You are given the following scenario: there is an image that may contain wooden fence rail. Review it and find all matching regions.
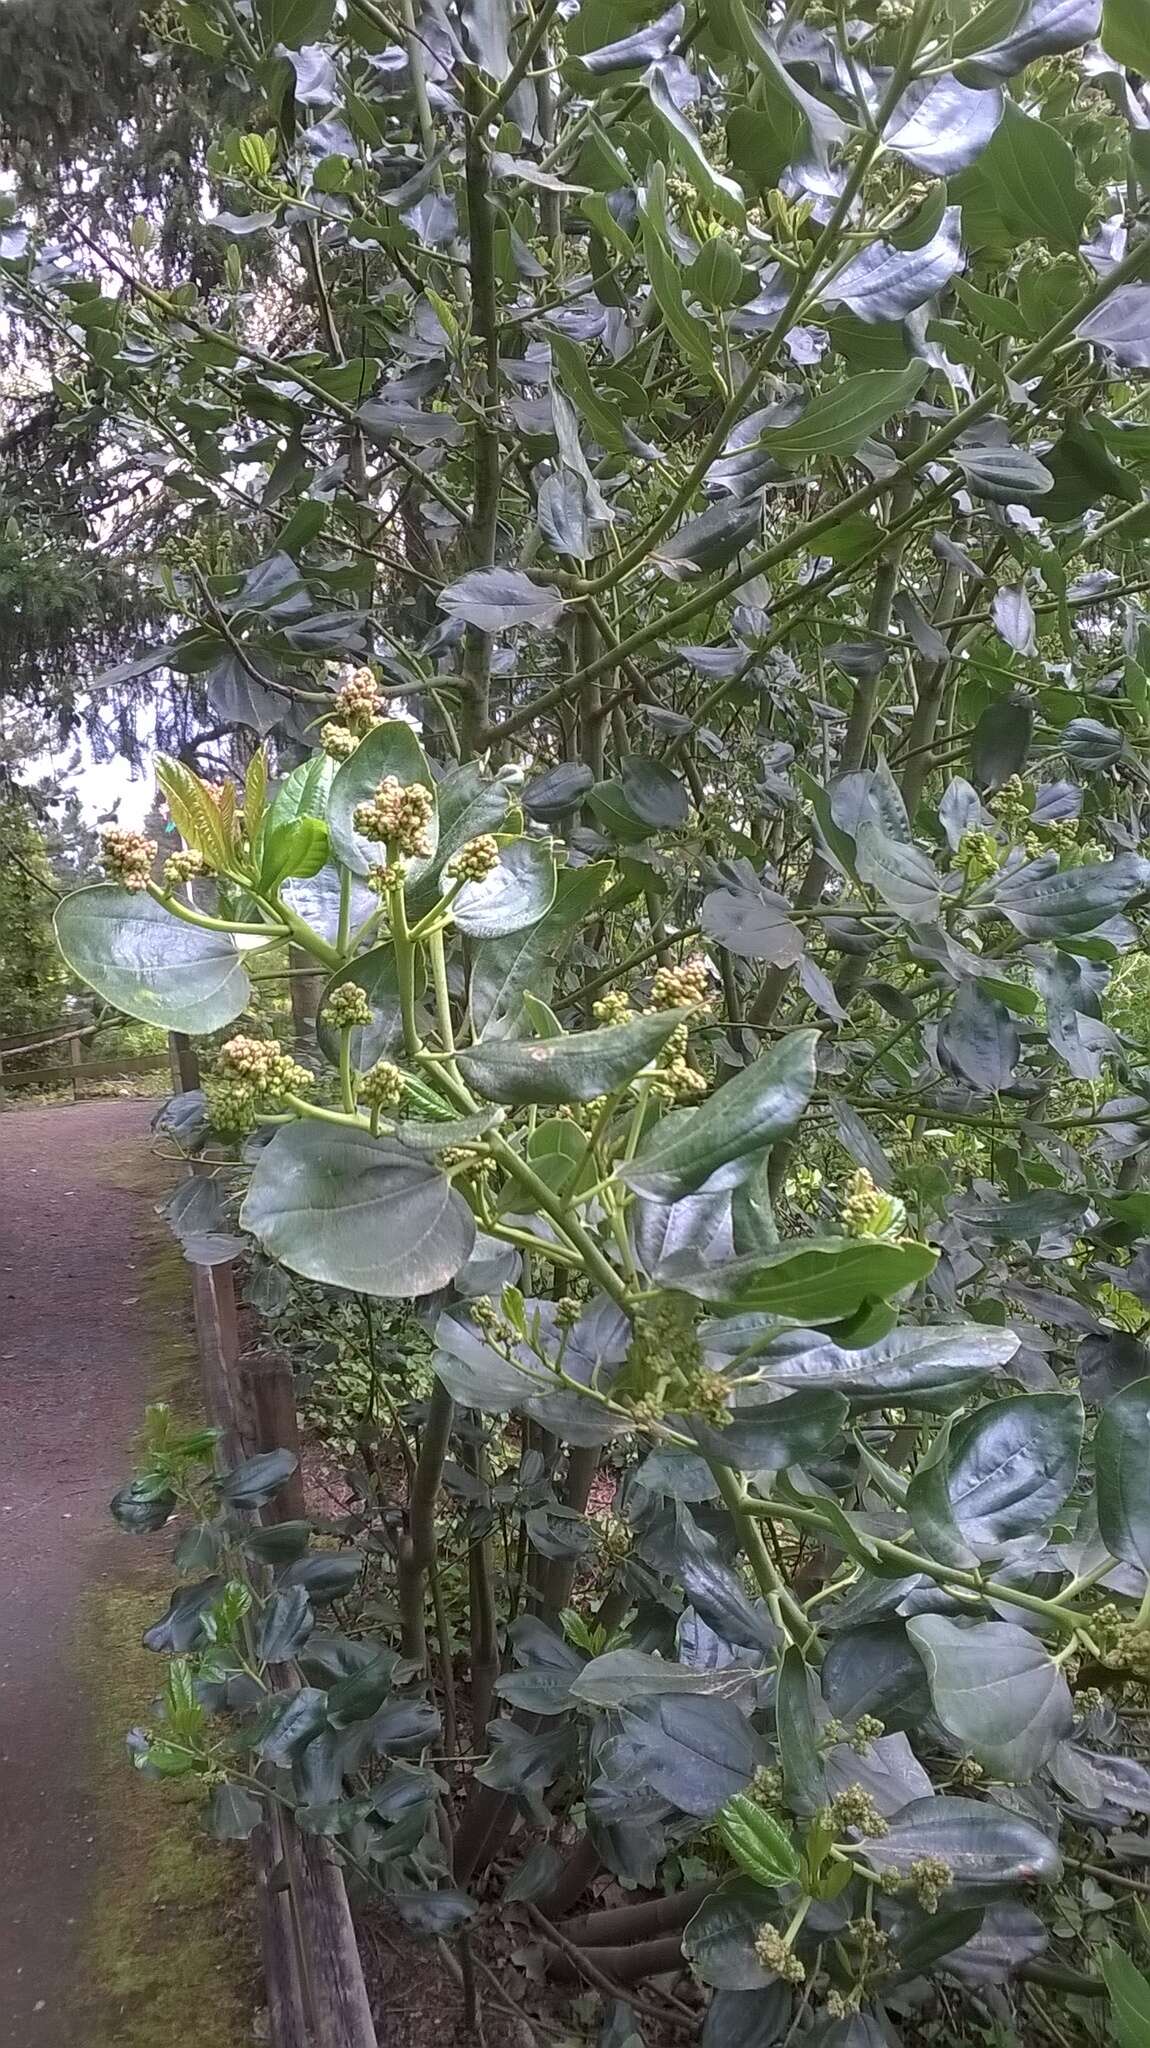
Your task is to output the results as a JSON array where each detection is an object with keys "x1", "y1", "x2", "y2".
[
  {"x1": 18, "y1": 1027, "x2": 379, "y2": 2040},
  {"x1": 0, "y1": 1019, "x2": 178, "y2": 1101},
  {"x1": 185, "y1": 1235, "x2": 378, "y2": 2048}
]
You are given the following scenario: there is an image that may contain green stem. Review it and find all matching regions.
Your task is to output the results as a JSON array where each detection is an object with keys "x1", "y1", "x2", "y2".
[
  {"x1": 263, "y1": 892, "x2": 341, "y2": 967},
  {"x1": 339, "y1": 1026, "x2": 356, "y2": 1114},
  {"x1": 390, "y1": 873, "x2": 422, "y2": 1057},
  {"x1": 708, "y1": 1461, "x2": 819, "y2": 1655},
  {"x1": 283, "y1": 1091, "x2": 369, "y2": 1129},
  {"x1": 483, "y1": 229, "x2": 1150, "y2": 748},
  {"x1": 337, "y1": 866, "x2": 352, "y2": 956},
  {"x1": 148, "y1": 885, "x2": 288, "y2": 941},
  {"x1": 743, "y1": 1498, "x2": 1094, "y2": 1636},
  {"x1": 574, "y1": 0, "x2": 937, "y2": 602}
]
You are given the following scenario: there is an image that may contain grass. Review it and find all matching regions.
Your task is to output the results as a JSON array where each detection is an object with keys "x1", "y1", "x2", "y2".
[{"x1": 68, "y1": 1144, "x2": 259, "y2": 2045}]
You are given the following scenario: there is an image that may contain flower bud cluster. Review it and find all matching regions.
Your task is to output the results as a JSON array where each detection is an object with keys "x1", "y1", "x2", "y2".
[
  {"x1": 321, "y1": 722, "x2": 359, "y2": 760},
  {"x1": 367, "y1": 861, "x2": 406, "y2": 895},
  {"x1": 841, "y1": 1169, "x2": 907, "y2": 1242},
  {"x1": 826, "y1": 1784, "x2": 888, "y2": 1839},
  {"x1": 326, "y1": 982, "x2": 373, "y2": 1030},
  {"x1": 649, "y1": 956, "x2": 712, "y2": 1011},
  {"x1": 616, "y1": 1291, "x2": 728, "y2": 1427},
  {"x1": 447, "y1": 834, "x2": 500, "y2": 885},
  {"x1": 102, "y1": 827, "x2": 157, "y2": 891},
  {"x1": 353, "y1": 777, "x2": 434, "y2": 859},
  {"x1": 992, "y1": 774, "x2": 1032, "y2": 832},
  {"x1": 754, "y1": 1925, "x2": 805, "y2": 1984},
  {"x1": 592, "y1": 991, "x2": 633, "y2": 1026},
  {"x1": 955, "y1": 827, "x2": 1000, "y2": 886},
  {"x1": 908, "y1": 1854, "x2": 952, "y2": 1913},
  {"x1": 206, "y1": 1037, "x2": 311, "y2": 1138},
  {"x1": 359, "y1": 1058, "x2": 405, "y2": 1111},
  {"x1": 163, "y1": 847, "x2": 206, "y2": 890},
  {"x1": 336, "y1": 665, "x2": 384, "y2": 729},
  {"x1": 219, "y1": 1034, "x2": 312, "y2": 1098}
]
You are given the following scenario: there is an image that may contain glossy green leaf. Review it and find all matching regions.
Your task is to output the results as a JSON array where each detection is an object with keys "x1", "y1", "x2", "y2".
[
  {"x1": 438, "y1": 567, "x2": 564, "y2": 632},
  {"x1": 469, "y1": 861, "x2": 611, "y2": 1040},
  {"x1": 620, "y1": 1693, "x2": 765, "y2": 1818},
  {"x1": 681, "y1": 1237, "x2": 937, "y2": 1322},
  {"x1": 241, "y1": 1122, "x2": 475, "y2": 1297},
  {"x1": 691, "y1": 1387, "x2": 849, "y2": 1471},
  {"x1": 55, "y1": 886, "x2": 251, "y2": 1032},
  {"x1": 991, "y1": 853, "x2": 1150, "y2": 938},
  {"x1": 715, "y1": 1795, "x2": 802, "y2": 1887},
  {"x1": 456, "y1": 1007, "x2": 689, "y2": 1103},
  {"x1": 683, "y1": 1881, "x2": 782, "y2": 1989},
  {"x1": 620, "y1": 755, "x2": 690, "y2": 827},
  {"x1": 1096, "y1": 1376, "x2": 1150, "y2": 1573},
  {"x1": 760, "y1": 366, "x2": 927, "y2": 461},
  {"x1": 639, "y1": 160, "x2": 719, "y2": 385},
  {"x1": 453, "y1": 837, "x2": 557, "y2": 938},
  {"x1": 859, "y1": 1793, "x2": 1062, "y2": 1886},
  {"x1": 328, "y1": 720, "x2": 437, "y2": 877},
  {"x1": 622, "y1": 1028, "x2": 818, "y2": 1200},
  {"x1": 975, "y1": 103, "x2": 1088, "y2": 248},
  {"x1": 701, "y1": 1986, "x2": 792, "y2": 2048},
  {"x1": 823, "y1": 210, "x2": 962, "y2": 324},
  {"x1": 732, "y1": 1322, "x2": 1018, "y2": 1407},
  {"x1": 907, "y1": 1617, "x2": 1073, "y2": 1778},
  {"x1": 645, "y1": 62, "x2": 744, "y2": 225},
  {"x1": 777, "y1": 1646, "x2": 825, "y2": 1815},
  {"x1": 1101, "y1": 1946, "x2": 1150, "y2": 2048}
]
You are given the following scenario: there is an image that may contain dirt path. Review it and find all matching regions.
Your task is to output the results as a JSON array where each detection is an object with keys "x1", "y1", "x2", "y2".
[{"x1": 0, "y1": 1098, "x2": 234, "y2": 2042}]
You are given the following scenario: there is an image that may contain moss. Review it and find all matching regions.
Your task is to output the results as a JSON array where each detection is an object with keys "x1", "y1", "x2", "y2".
[
  {"x1": 72, "y1": 1578, "x2": 256, "y2": 2048},
  {"x1": 70, "y1": 1177, "x2": 258, "y2": 2045}
]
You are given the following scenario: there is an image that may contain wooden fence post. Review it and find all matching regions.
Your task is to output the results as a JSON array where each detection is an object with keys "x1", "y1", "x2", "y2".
[
  {"x1": 239, "y1": 1349, "x2": 307, "y2": 1522},
  {"x1": 169, "y1": 1031, "x2": 202, "y2": 1092},
  {"x1": 189, "y1": 1259, "x2": 243, "y2": 1465},
  {"x1": 185, "y1": 1251, "x2": 378, "y2": 2048}
]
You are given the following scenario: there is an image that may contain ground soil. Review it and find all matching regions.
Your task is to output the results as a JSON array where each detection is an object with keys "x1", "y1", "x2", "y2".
[{"x1": 0, "y1": 1098, "x2": 255, "y2": 2045}]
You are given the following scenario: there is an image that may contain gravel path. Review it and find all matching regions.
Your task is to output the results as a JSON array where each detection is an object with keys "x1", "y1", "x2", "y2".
[{"x1": 0, "y1": 1098, "x2": 169, "y2": 2041}]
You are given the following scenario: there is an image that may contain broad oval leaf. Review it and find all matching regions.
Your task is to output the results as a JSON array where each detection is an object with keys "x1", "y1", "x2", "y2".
[
  {"x1": 683, "y1": 1879, "x2": 781, "y2": 1989},
  {"x1": 733, "y1": 1322, "x2": 1019, "y2": 1408},
  {"x1": 691, "y1": 1387, "x2": 850, "y2": 1471},
  {"x1": 241, "y1": 1122, "x2": 475, "y2": 1297},
  {"x1": 55, "y1": 885, "x2": 251, "y2": 1032},
  {"x1": 823, "y1": 209, "x2": 963, "y2": 323},
  {"x1": 759, "y1": 365, "x2": 927, "y2": 459},
  {"x1": 622, "y1": 1028, "x2": 819, "y2": 1200},
  {"x1": 453, "y1": 837, "x2": 557, "y2": 938},
  {"x1": 1096, "y1": 1376, "x2": 1150, "y2": 1573},
  {"x1": 907, "y1": 1616, "x2": 1073, "y2": 1779},
  {"x1": 683, "y1": 1238, "x2": 937, "y2": 1324},
  {"x1": 456, "y1": 1007, "x2": 689, "y2": 1103},
  {"x1": 885, "y1": 76, "x2": 1004, "y2": 174},
  {"x1": 991, "y1": 853, "x2": 1150, "y2": 938},
  {"x1": 328, "y1": 720, "x2": 437, "y2": 877},
  {"x1": 940, "y1": 1392, "x2": 1083, "y2": 1551},
  {"x1": 858, "y1": 1793, "x2": 1062, "y2": 1887},
  {"x1": 620, "y1": 754, "x2": 691, "y2": 828},
  {"x1": 439, "y1": 567, "x2": 563, "y2": 632},
  {"x1": 619, "y1": 1693, "x2": 765, "y2": 1818}
]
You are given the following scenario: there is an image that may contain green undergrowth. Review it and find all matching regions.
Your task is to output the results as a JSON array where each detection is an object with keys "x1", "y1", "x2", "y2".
[{"x1": 71, "y1": 1157, "x2": 258, "y2": 2045}]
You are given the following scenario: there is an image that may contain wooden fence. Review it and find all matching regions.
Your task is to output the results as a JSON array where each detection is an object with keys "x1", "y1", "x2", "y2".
[
  {"x1": 15, "y1": 1025, "x2": 380, "y2": 2041},
  {"x1": 0, "y1": 1019, "x2": 177, "y2": 1100},
  {"x1": 185, "y1": 1190, "x2": 378, "y2": 2047}
]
